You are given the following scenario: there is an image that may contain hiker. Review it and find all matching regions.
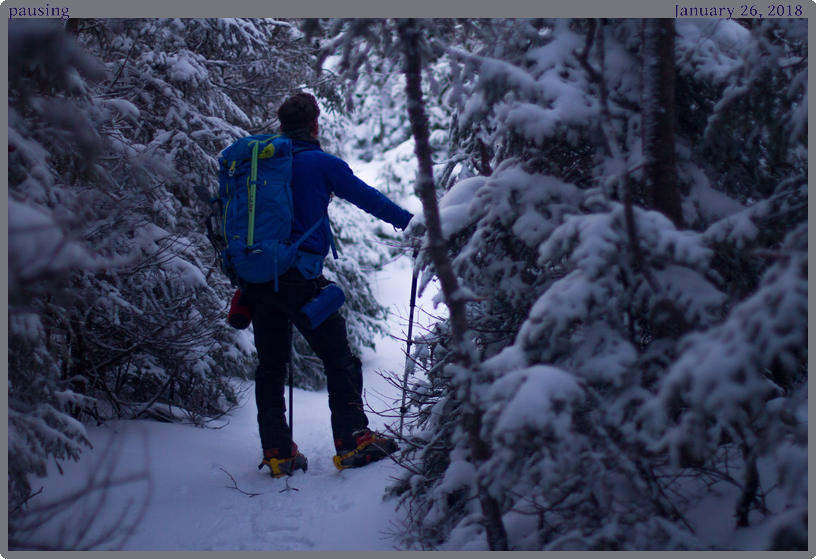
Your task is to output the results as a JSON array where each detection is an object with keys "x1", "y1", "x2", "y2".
[{"x1": 244, "y1": 93, "x2": 413, "y2": 477}]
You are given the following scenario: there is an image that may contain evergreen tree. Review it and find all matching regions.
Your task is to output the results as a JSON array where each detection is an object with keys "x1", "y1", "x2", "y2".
[
  {"x1": 8, "y1": 17, "x2": 395, "y2": 533},
  {"x1": 378, "y1": 18, "x2": 806, "y2": 550}
]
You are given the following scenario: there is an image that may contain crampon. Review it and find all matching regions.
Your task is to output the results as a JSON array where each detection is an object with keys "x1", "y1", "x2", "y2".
[
  {"x1": 258, "y1": 444, "x2": 308, "y2": 478},
  {"x1": 333, "y1": 430, "x2": 398, "y2": 470}
]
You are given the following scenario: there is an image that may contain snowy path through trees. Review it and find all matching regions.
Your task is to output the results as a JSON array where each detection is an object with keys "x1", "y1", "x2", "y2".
[
  {"x1": 21, "y1": 254, "x2": 438, "y2": 551},
  {"x1": 10, "y1": 18, "x2": 806, "y2": 551}
]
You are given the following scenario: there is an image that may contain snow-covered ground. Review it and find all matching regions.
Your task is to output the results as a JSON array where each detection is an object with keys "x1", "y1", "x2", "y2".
[
  {"x1": 16, "y1": 254, "x2": 441, "y2": 551},
  {"x1": 11, "y1": 198, "x2": 798, "y2": 552}
]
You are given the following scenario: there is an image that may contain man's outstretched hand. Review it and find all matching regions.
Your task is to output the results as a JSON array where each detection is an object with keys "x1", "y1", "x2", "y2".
[{"x1": 402, "y1": 214, "x2": 425, "y2": 251}]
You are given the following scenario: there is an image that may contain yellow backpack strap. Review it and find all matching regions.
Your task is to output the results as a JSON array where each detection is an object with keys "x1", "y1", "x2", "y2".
[{"x1": 246, "y1": 140, "x2": 260, "y2": 246}]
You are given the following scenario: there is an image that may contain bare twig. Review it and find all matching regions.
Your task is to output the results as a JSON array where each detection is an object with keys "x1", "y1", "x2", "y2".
[
  {"x1": 9, "y1": 487, "x2": 44, "y2": 516},
  {"x1": 279, "y1": 477, "x2": 299, "y2": 493},
  {"x1": 220, "y1": 468, "x2": 261, "y2": 498},
  {"x1": 10, "y1": 431, "x2": 152, "y2": 551}
]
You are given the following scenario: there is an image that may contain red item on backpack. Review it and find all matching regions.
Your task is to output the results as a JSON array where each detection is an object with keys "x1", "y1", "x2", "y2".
[{"x1": 228, "y1": 289, "x2": 251, "y2": 329}]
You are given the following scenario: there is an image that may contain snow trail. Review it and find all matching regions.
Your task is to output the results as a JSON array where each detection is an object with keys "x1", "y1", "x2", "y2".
[{"x1": 21, "y1": 255, "x2": 439, "y2": 551}]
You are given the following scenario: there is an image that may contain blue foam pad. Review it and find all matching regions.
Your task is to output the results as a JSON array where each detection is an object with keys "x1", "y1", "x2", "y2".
[{"x1": 300, "y1": 284, "x2": 345, "y2": 328}]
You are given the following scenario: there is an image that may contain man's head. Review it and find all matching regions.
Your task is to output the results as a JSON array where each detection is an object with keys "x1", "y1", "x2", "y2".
[{"x1": 277, "y1": 92, "x2": 320, "y2": 135}]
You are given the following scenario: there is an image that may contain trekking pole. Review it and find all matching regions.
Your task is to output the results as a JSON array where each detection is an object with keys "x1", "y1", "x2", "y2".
[
  {"x1": 280, "y1": 320, "x2": 299, "y2": 493},
  {"x1": 288, "y1": 321, "x2": 294, "y2": 444},
  {"x1": 399, "y1": 250, "x2": 420, "y2": 438}
]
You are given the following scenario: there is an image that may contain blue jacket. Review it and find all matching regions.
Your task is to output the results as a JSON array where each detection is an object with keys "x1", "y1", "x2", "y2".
[{"x1": 290, "y1": 140, "x2": 413, "y2": 256}]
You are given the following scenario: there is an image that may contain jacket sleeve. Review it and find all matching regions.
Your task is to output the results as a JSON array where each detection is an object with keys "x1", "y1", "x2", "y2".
[{"x1": 322, "y1": 154, "x2": 413, "y2": 230}]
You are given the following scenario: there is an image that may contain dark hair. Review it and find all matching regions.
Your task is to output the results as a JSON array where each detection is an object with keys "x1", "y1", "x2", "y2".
[{"x1": 277, "y1": 92, "x2": 320, "y2": 133}]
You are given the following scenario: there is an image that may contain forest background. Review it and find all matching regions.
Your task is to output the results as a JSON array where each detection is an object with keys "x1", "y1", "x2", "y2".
[{"x1": 6, "y1": 16, "x2": 809, "y2": 551}]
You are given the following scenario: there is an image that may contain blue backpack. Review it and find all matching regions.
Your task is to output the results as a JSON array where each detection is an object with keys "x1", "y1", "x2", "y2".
[{"x1": 215, "y1": 134, "x2": 335, "y2": 290}]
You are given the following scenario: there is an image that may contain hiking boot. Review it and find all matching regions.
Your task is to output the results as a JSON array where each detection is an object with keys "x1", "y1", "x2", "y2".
[
  {"x1": 333, "y1": 429, "x2": 399, "y2": 470},
  {"x1": 258, "y1": 443, "x2": 308, "y2": 478}
]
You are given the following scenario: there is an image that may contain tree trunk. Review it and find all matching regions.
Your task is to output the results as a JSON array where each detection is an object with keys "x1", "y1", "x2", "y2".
[
  {"x1": 736, "y1": 446, "x2": 760, "y2": 528},
  {"x1": 396, "y1": 18, "x2": 509, "y2": 552},
  {"x1": 642, "y1": 19, "x2": 683, "y2": 228}
]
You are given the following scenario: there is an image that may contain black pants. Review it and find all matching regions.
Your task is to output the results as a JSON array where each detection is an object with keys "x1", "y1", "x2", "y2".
[{"x1": 245, "y1": 268, "x2": 368, "y2": 453}]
